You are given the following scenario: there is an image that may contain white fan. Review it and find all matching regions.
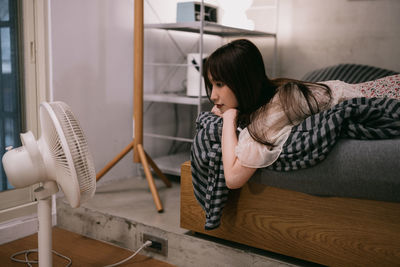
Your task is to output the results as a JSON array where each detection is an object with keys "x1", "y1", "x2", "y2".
[{"x1": 2, "y1": 101, "x2": 96, "y2": 267}]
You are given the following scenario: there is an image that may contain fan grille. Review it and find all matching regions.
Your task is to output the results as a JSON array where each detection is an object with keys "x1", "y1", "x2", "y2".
[
  {"x1": 41, "y1": 107, "x2": 74, "y2": 186},
  {"x1": 46, "y1": 102, "x2": 96, "y2": 204}
]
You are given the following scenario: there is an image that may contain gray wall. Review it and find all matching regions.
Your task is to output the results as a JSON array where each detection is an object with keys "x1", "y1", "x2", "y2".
[
  {"x1": 277, "y1": 0, "x2": 400, "y2": 79},
  {"x1": 50, "y1": 0, "x2": 400, "y2": 183}
]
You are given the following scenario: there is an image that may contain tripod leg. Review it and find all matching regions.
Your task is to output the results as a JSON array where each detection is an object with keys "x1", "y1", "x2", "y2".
[
  {"x1": 96, "y1": 140, "x2": 135, "y2": 181},
  {"x1": 137, "y1": 144, "x2": 163, "y2": 212},
  {"x1": 145, "y1": 151, "x2": 172, "y2": 188}
]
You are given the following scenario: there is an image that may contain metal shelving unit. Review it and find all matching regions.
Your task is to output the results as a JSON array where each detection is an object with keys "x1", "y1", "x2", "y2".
[
  {"x1": 144, "y1": 7, "x2": 277, "y2": 176},
  {"x1": 143, "y1": 93, "x2": 209, "y2": 105},
  {"x1": 145, "y1": 21, "x2": 276, "y2": 37}
]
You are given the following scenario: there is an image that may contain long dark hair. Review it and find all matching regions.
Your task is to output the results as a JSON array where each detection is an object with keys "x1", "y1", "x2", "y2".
[{"x1": 203, "y1": 39, "x2": 332, "y2": 146}]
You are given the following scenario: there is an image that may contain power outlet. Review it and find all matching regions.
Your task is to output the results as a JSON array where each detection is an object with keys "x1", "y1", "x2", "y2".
[{"x1": 142, "y1": 233, "x2": 168, "y2": 256}]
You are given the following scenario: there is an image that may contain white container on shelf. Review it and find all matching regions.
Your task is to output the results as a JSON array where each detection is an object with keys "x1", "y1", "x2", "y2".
[{"x1": 186, "y1": 53, "x2": 208, "y2": 97}]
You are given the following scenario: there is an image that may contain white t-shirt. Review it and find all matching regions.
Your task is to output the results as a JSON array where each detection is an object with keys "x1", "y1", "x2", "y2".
[{"x1": 235, "y1": 80, "x2": 364, "y2": 168}]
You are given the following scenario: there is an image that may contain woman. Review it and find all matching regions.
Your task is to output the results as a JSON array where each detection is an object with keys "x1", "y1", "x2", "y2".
[{"x1": 203, "y1": 39, "x2": 400, "y2": 189}]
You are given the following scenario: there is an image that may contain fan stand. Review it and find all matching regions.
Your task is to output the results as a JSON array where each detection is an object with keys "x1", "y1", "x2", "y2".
[
  {"x1": 96, "y1": 0, "x2": 171, "y2": 212},
  {"x1": 34, "y1": 181, "x2": 59, "y2": 267}
]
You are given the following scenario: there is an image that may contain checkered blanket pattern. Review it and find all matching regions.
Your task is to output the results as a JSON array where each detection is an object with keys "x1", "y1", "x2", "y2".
[{"x1": 191, "y1": 97, "x2": 400, "y2": 230}]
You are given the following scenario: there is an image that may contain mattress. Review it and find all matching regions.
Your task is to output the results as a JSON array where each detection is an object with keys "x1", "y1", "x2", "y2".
[{"x1": 252, "y1": 137, "x2": 400, "y2": 202}]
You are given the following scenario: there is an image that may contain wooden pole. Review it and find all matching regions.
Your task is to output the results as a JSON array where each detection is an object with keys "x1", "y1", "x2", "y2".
[
  {"x1": 95, "y1": 0, "x2": 171, "y2": 212},
  {"x1": 95, "y1": 141, "x2": 171, "y2": 189},
  {"x1": 133, "y1": 0, "x2": 144, "y2": 163},
  {"x1": 96, "y1": 140, "x2": 134, "y2": 181},
  {"x1": 137, "y1": 144, "x2": 163, "y2": 211},
  {"x1": 145, "y1": 151, "x2": 172, "y2": 187}
]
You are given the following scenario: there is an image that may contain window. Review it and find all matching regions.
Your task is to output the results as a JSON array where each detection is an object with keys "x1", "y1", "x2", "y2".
[
  {"x1": 0, "y1": 0, "x2": 50, "y2": 223},
  {"x1": 0, "y1": 0, "x2": 22, "y2": 193}
]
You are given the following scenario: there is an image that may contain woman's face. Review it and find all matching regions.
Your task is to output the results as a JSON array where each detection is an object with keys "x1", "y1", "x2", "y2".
[{"x1": 209, "y1": 75, "x2": 239, "y2": 113}]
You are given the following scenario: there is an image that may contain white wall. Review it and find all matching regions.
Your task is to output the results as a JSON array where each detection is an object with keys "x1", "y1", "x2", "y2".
[
  {"x1": 50, "y1": 0, "x2": 218, "y2": 182},
  {"x1": 51, "y1": 0, "x2": 137, "y2": 183},
  {"x1": 50, "y1": 0, "x2": 400, "y2": 183}
]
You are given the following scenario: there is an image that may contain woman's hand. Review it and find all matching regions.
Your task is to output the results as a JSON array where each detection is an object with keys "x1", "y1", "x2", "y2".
[
  {"x1": 222, "y1": 108, "x2": 238, "y2": 123},
  {"x1": 211, "y1": 105, "x2": 223, "y2": 117},
  {"x1": 211, "y1": 105, "x2": 238, "y2": 122}
]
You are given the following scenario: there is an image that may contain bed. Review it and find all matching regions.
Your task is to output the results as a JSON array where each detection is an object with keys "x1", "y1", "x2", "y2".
[{"x1": 180, "y1": 64, "x2": 400, "y2": 266}]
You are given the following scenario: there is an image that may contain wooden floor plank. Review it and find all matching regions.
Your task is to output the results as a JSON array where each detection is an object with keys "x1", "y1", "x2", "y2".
[{"x1": 0, "y1": 227, "x2": 175, "y2": 267}]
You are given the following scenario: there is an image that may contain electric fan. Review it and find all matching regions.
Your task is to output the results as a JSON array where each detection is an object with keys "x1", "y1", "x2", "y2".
[{"x1": 2, "y1": 101, "x2": 96, "y2": 267}]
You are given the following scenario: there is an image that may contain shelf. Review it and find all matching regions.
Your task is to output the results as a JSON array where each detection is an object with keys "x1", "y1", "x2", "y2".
[
  {"x1": 144, "y1": 63, "x2": 188, "y2": 67},
  {"x1": 144, "y1": 93, "x2": 209, "y2": 105},
  {"x1": 144, "y1": 133, "x2": 193, "y2": 143},
  {"x1": 153, "y1": 151, "x2": 190, "y2": 176},
  {"x1": 143, "y1": 17, "x2": 277, "y2": 174},
  {"x1": 145, "y1": 21, "x2": 276, "y2": 37}
]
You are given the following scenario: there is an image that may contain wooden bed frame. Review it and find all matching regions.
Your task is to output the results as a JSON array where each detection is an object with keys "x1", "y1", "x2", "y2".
[{"x1": 180, "y1": 161, "x2": 400, "y2": 266}]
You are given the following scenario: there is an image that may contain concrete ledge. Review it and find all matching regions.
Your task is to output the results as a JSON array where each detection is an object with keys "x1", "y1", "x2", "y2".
[{"x1": 56, "y1": 198, "x2": 296, "y2": 267}]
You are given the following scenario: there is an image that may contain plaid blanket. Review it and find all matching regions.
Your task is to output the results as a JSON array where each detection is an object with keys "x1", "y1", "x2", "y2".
[{"x1": 191, "y1": 97, "x2": 400, "y2": 230}]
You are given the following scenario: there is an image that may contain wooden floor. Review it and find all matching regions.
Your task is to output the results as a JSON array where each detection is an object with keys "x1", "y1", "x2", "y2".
[{"x1": 0, "y1": 227, "x2": 175, "y2": 267}]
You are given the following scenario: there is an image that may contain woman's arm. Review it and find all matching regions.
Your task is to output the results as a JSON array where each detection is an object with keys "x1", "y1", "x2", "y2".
[{"x1": 212, "y1": 106, "x2": 257, "y2": 189}]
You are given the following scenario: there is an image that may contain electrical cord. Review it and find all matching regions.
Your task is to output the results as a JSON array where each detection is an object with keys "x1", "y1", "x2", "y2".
[
  {"x1": 10, "y1": 241, "x2": 152, "y2": 267},
  {"x1": 104, "y1": 240, "x2": 153, "y2": 267},
  {"x1": 10, "y1": 249, "x2": 72, "y2": 267}
]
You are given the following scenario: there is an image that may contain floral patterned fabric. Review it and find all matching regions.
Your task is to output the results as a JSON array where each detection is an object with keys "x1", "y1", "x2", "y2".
[{"x1": 355, "y1": 74, "x2": 400, "y2": 99}]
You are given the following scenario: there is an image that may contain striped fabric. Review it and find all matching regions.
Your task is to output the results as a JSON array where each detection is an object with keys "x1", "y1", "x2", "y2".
[
  {"x1": 191, "y1": 98, "x2": 400, "y2": 229},
  {"x1": 268, "y1": 97, "x2": 400, "y2": 171},
  {"x1": 302, "y1": 64, "x2": 398, "y2": 84},
  {"x1": 190, "y1": 113, "x2": 228, "y2": 230}
]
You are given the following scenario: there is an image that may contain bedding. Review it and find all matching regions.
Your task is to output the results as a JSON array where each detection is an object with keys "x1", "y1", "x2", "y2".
[
  {"x1": 191, "y1": 97, "x2": 400, "y2": 230},
  {"x1": 235, "y1": 74, "x2": 400, "y2": 169}
]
